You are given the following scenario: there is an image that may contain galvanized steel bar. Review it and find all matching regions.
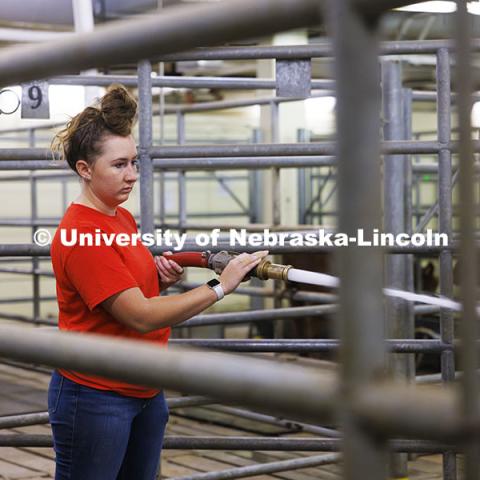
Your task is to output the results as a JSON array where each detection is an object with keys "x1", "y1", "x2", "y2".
[
  {"x1": 0, "y1": 295, "x2": 56, "y2": 305},
  {"x1": 382, "y1": 64, "x2": 411, "y2": 433},
  {"x1": 138, "y1": 60, "x2": 155, "y2": 235},
  {"x1": 0, "y1": 242, "x2": 455, "y2": 256},
  {"x1": 455, "y1": 1, "x2": 480, "y2": 478},
  {"x1": 271, "y1": 102, "x2": 281, "y2": 226},
  {"x1": 0, "y1": 122, "x2": 64, "y2": 135},
  {"x1": 382, "y1": 67, "x2": 411, "y2": 480},
  {"x1": 248, "y1": 124, "x2": 263, "y2": 330},
  {"x1": 178, "y1": 281, "x2": 273, "y2": 299},
  {"x1": 0, "y1": 434, "x2": 459, "y2": 453},
  {"x1": 437, "y1": 46, "x2": 457, "y2": 480},
  {"x1": 332, "y1": 1, "x2": 387, "y2": 478},
  {"x1": 0, "y1": 267, "x2": 53, "y2": 277},
  {"x1": 169, "y1": 339, "x2": 450, "y2": 353},
  {"x1": 176, "y1": 112, "x2": 187, "y2": 231},
  {"x1": 2, "y1": 140, "x2": 480, "y2": 163},
  {"x1": 206, "y1": 405, "x2": 341, "y2": 437},
  {"x1": 180, "y1": 305, "x2": 337, "y2": 328},
  {"x1": 155, "y1": 156, "x2": 463, "y2": 171},
  {"x1": 0, "y1": 325, "x2": 338, "y2": 425},
  {"x1": 0, "y1": 219, "x2": 59, "y2": 227},
  {"x1": 270, "y1": 101, "x2": 284, "y2": 340},
  {"x1": 0, "y1": 161, "x2": 65, "y2": 171},
  {"x1": 170, "y1": 92, "x2": 335, "y2": 114},
  {"x1": 149, "y1": 141, "x2": 454, "y2": 158},
  {"x1": 0, "y1": 311, "x2": 56, "y2": 326},
  {"x1": 28, "y1": 123, "x2": 40, "y2": 327},
  {"x1": 352, "y1": 382, "x2": 461, "y2": 440},
  {"x1": 0, "y1": 157, "x2": 464, "y2": 173},
  {"x1": 403, "y1": 87, "x2": 416, "y2": 385},
  {"x1": 49, "y1": 74, "x2": 334, "y2": 90},
  {"x1": 167, "y1": 395, "x2": 214, "y2": 409},
  {"x1": 171, "y1": 453, "x2": 341, "y2": 480},
  {"x1": 0, "y1": 411, "x2": 49, "y2": 429},
  {"x1": 0, "y1": 395, "x2": 213, "y2": 430},
  {"x1": 0, "y1": 325, "x2": 472, "y2": 440},
  {"x1": 297, "y1": 129, "x2": 309, "y2": 224},
  {"x1": 414, "y1": 170, "x2": 458, "y2": 235},
  {"x1": 30, "y1": 173, "x2": 41, "y2": 326},
  {"x1": 153, "y1": 156, "x2": 337, "y2": 170},
  {"x1": 159, "y1": 40, "x2": 480, "y2": 62},
  {"x1": 0, "y1": 0, "x2": 323, "y2": 88},
  {"x1": 0, "y1": 359, "x2": 52, "y2": 375}
]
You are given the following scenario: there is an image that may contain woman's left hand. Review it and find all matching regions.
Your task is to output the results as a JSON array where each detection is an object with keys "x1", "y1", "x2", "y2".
[{"x1": 154, "y1": 252, "x2": 184, "y2": 290}]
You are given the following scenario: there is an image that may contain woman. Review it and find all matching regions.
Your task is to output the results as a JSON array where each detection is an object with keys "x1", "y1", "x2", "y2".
[{"x1": 49, "y1": 84, "x2": 267, "y2": 480}]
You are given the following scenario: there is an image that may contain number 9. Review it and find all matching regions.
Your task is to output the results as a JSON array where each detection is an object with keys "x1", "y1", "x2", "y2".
[{"x1": 28, "y1": 86, "x2": 42, "y2": 110}]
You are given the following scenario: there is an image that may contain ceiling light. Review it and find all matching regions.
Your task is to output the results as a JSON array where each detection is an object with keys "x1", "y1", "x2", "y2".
[
  {"x1": 467, "y1": 1, "x2": 480, "y2": 14},
  {"x1": 396, "y1": 1, "x2": 480, "y2": 14},
  {"x1": 396, "y1": 2, "x2": 456, "y2": 13}
]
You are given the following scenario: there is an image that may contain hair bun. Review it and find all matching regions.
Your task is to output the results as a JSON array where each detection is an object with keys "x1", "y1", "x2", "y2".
[{"x1": 100, "y1": 84, "x2": 137, "y2": 136}]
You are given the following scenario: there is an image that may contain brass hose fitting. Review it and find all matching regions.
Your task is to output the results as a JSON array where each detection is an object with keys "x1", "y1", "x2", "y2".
[
  {"x1": 207, "y1": 250, "x2": 292, "y2": 282},
  {"x1": 254, "y1": 259, "x2": 292, "y2": 281}
]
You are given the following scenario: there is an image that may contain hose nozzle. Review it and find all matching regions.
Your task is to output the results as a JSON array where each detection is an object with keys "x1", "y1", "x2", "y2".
[
  {"x1": 255, "y1": 258, "x2": 291, "y2": 281},
  {"x1": 208, "y1": 250, "x2": 291, "y2": 281}
]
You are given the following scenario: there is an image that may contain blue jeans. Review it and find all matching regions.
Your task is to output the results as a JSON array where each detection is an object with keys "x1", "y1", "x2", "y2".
[{"x1": 48, "y1": 370, "x2": 169, "y2": 480}]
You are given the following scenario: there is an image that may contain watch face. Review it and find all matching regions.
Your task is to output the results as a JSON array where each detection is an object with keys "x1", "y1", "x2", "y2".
[{"x1": 207, "y1": 279, "x2": 220, "y2": 288}]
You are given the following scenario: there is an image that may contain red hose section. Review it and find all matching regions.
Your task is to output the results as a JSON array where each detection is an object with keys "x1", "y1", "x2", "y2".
[{"x1": 164, "y1": 252, "x2": 209, "y2": 268}]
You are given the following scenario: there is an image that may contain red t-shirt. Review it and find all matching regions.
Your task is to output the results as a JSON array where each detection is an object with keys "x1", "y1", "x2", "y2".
[{"x1": 51, "y1": 203, "x2": 170, "y2": 398}]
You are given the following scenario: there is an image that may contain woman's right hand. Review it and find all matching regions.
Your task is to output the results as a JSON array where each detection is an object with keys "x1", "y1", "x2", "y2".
[{"x1": 219, "y1": 251, "x2": 269, "y2": 295}]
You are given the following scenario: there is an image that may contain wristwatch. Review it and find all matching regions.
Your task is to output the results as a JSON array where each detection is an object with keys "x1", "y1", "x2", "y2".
[{"x1": 207, "y1": 279, "x2": 225, "y2": 301}]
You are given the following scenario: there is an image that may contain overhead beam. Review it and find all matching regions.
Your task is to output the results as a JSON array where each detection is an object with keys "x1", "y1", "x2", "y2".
[{"x1": 0, "y1": 0, "x2": 323, "y2": 88}]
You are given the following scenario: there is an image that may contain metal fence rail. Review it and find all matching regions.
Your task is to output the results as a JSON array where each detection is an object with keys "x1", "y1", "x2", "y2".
[
  {"x1": 0, "y1": 434, "x2": 459, "y2": 453},
  {"x1": 1, "y1": 140, "x2": 478, "y2": 161},
  {"x1": 0, "y1": 325, "x2": 467, "y2": 441}
]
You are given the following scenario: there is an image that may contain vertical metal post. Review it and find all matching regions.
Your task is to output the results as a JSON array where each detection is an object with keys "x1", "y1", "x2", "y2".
[
  {"x1": 436, "y1": 46, "x2": 457, "y2": 480},
  {"x1": 403, "y1": 87, "x2": 415, "y2": 380},
  {"x1": 29, "y1": 129, "x2": 40, "y2": 326},
  {"x1": 413, "y1": 134, "x2": 422, "y2": 227},
  {"x1": 31, "y1": 176, "x2": 40, "y2": 324},
  {"x1": 249, "y1": 128, "x2": 265, "y2": 323},
  {"x1": 158, "y1": 62, "x2": 166, "y2": 227},
  {"x1": 154, "y1": 1, "x2": 167, "y2": 349},
  {"x1": 61, "y1": 177, "x2": 68, "y2": 212},
  {"x1": 382, "y1": 63, "x2": 410, "y2": 357},
  {"x1": 58, "y1": 110, "x2": 69, "y2": 212},
  {"x1": 176, "y1": 111, "x2": 187, "y2": 232},
  {"x1": 382, "y1": 60, "x2": 409, "y2": 478},
  {"x1": 158, "y1": 60, "x2": 166, "y2": 146},
  {"x1": 332, "y1": 2, "x2": 388, "y2": 479},
  {"x1": 270, "y1": 101, "x2": 283, "y2": 339},
  {"x1": 138, "y1": 59, "x2": 154, "y2": 235},
  {"x1": 270, "y1": 101, "x2": 281, "y2": 226},
  {"x1": 249, "y1": 128, "x2": 263, "y2": 225},
  {"x1": 175, "y1": 110, "x2": 190, "y2": 339},
  {"x1": 157, "y1": 172, "x2": 165, "y2": 227},
  {"x1": 297, "y1": 128, "x2": 310, "y2": 224},
  {"x1": 454, "y1": 2, "x2": 479, "y2": 479}
]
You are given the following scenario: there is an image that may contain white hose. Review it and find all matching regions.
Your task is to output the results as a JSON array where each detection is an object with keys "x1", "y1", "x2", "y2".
[
  {"x1": 287, "y1": 268, "x2": 340, "y2": 288},
  {"x1": 287, "y1": 268, "x2": 463, "y2": 312}
]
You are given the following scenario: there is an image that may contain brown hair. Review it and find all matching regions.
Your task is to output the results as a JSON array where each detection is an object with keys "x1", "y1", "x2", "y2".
[{"x1": 52, "y1": 84, "x2": 137, "y2": 174}]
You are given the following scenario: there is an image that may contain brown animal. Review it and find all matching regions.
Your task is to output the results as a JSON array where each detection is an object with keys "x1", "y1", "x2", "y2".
[{"x1": 278, "y1": 252, "x2": 336, "y2": 357}]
